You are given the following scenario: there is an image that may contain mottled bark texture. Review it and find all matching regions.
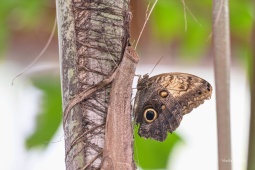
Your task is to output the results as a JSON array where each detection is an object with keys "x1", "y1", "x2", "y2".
[{"x1": 56, "y1": 0, "x2": 131, "y2": 169}]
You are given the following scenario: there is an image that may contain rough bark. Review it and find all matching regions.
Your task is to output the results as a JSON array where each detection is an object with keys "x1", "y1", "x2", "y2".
[
  {"x1": 101, "y1": 46, "x2": 138, "y2": 170},
  {"x1": 56, "y1": 0, "x2": 131, "y2": 169},
  {"x1": 212, "y1": 0, "x2": 232, "y2": 170}
]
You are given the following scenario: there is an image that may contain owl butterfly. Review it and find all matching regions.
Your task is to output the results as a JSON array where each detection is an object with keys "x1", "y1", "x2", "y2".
[{"x1": 134, "y1": 73, "x2": 212, "y2": 141}]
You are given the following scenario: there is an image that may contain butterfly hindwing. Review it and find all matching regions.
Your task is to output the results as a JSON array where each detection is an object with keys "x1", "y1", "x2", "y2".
[{"x1": 134, "y1": 80, "x2": 183, "y2": 141}]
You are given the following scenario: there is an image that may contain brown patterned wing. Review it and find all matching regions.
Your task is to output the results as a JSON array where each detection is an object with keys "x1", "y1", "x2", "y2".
[
  {"x1": 134, "y1": 80, "x2": 183, "y2": 141},
  {"x1": 149, "y1": 73, "x2": 212, "y2": 115}
]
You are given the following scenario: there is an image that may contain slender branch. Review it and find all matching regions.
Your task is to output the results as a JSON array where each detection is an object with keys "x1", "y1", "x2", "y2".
[
  {"x1": 12, "y1": 18, "x2": 56, "y2": 85},
  {"x1": 212, "y1": 0, "x2": 232, "y2": 170},
  {"x1": 247, "y1": 5, "x2": 255, "y2": 170},
  {"x1": 135, "y1": 0, "x2": 158, "y2": 50},
  {"x1": 65, "y1": 123, "x2": 105, "y2": 162},
  {"x1": 81, "y1": 152, "x2": 103, "y2": 170}
]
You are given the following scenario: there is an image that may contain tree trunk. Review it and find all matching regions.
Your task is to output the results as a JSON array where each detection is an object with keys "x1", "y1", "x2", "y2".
[{"x1": 56, "y1": 0, "x2": 133, "y2": 169}]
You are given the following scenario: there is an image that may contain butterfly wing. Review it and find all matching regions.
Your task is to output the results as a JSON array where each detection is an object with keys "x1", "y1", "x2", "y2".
[
  {"x1": 149, "y1": 73, "x2": 212, "y2": 114},
  {"x1": 134, "y1": 72, "x2": 212, "y2": 141},
  {"x1": 134, "y1": 81, "x2": 183, "y2": 141}
]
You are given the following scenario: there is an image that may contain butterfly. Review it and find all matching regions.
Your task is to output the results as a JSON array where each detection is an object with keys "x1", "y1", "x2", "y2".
[{"x1": 133, "y1": 72, "x2": 212, "y2": 141}]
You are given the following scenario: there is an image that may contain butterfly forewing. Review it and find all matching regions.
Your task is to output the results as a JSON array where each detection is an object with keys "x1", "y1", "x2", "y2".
[{"x1": 149, "y1": 73, "x2": 212, "y2": 115}]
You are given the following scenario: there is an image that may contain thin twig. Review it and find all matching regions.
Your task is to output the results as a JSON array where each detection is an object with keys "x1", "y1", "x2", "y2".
[
  {"x1": 81, "y1": 151, "x2": 103, "y2": 170},
  {"x1": 135, "y1": 0, "x2": 158, "y2": 50},
  {"x1": 181, "y1": 0, "x2": 187, "y2": 31},
  {"x1": 186, "y1": 1, "x2": 201, "y2": 24},
  {"x1": 145, "y1": 2, "x2": 151, "y2": 19},
  {"x1": 63, "y1": 69, "x2": 117, "y2": 126},
  {"x1": 12, "y1": 18, "x2": 57, "y2": 85},
  {"x1": 247, "y1": 4, "x2": 255, "y2": 169},
  {"x1": 65, "y1": 123, "x2": 105, "y2": 161}
]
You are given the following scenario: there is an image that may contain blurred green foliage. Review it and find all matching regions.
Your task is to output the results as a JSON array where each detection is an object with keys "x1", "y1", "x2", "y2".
[
  {"x1": 150, "y1": 0, "x2": 253, "y2": 62},
  {"x1": 26, "y1": 76, "x2": 62, "y2": 149},
  {"x1": 1, "y1": 0, "x2": 253, "y2": 62},
  {"x1": 0, "y1": 0, "x2": 51, "y2": 57},
  {"x1": 151, "y1": 0, "x2": 211, "y2": 59},
  {"x1": 134, "y1": 126, "x2": 182, "y2": 169}
]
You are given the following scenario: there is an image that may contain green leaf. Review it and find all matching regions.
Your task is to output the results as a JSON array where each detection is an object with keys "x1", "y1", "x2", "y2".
[
  {"x1": 134, "y1": 126, "x2": 182, "y2": 169},
  {"x1": 26, "y1": 76, "x2": 62, "y2": 149}
]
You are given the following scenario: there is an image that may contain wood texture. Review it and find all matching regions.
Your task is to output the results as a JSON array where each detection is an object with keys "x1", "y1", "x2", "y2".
[
  {"x1": 56, "y1": 0, "x2": 85, "y2": 169},
  {"x1": 56, "y1": 0, "x2": 131, "y2": 169},
  {"x1": 102, "y1": 46, "x2": 139, "y2": 170}
]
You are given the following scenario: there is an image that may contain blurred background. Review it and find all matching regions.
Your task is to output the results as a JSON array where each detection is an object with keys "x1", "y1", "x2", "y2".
[{"x1": 0, "y1": 0, "x2": 252, "y2": 169}]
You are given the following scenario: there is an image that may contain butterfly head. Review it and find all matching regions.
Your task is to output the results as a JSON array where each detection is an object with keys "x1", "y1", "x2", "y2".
[{"x1": 137, "y1": 74, "x2": 150, "y2": 90}]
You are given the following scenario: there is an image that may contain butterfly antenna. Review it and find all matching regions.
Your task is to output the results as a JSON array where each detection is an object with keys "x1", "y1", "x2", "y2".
[{"x1": 148, "y1": 56, "x2": 164, "y2": 76}]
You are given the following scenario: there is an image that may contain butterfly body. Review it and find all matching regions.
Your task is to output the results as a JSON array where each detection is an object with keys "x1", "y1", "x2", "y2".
[{"x1": 134, "y1": 73, "x2": 212, "y2": 141}]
